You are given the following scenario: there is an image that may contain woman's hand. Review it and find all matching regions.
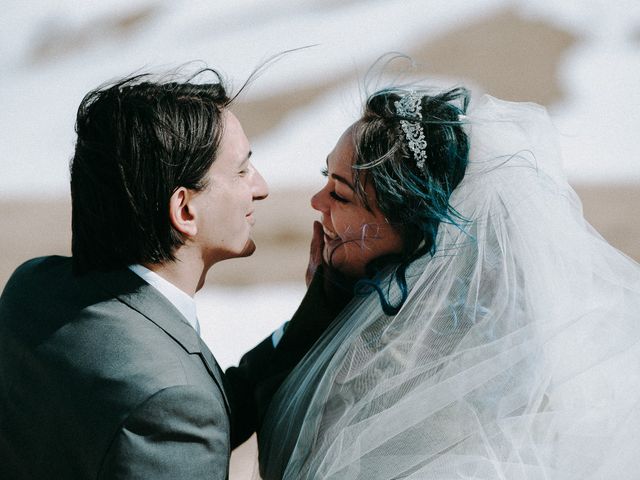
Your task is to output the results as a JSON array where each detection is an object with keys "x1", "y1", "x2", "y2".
[
  {"x1": 305, "y1": 221, "x2": 355, "y2": 312},
  {"x1": 306, "y1": 221, "x2": 325, "y2": 287}
]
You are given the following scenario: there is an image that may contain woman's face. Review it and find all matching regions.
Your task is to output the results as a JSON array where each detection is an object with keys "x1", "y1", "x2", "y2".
[{"x1": 311, "y1": 125, "x2": 404, "y2": 278}]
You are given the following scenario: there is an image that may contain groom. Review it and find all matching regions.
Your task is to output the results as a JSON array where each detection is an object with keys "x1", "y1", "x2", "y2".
[{"x1": 0, "y1": 72, "x2": 336, "y2": 479}]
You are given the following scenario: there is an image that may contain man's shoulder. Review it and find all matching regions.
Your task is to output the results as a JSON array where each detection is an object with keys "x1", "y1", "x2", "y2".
[
  {"x1": 1, "y1": 255, "x2": 205, "y2": 388},
  {"x1": 4, "y1": 255, "x2": 70, "y2": 286},
  {"x1": 1, "y1": 256, "x2": 74, "y2": 329},
  {"x1": 4, "y1": 291, "x2": 214, "y2": 420},
  {"x1": 71, "y1": 303, "x2": 193, "y2": 373},
  {"x1": 15, "y1": 254, "x2": 69, "y2": 272},
  {"x1": 2, "y1": 255, "x2": 108, "y2": 334},
  {"x1": 1, "y1": 256, "x2": 89, "y2": 310}
]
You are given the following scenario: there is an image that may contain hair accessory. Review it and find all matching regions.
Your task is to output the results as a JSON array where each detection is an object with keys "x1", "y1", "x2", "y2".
[{"x1": 394, "y1": 92, "x2": 427, "y2": 169}]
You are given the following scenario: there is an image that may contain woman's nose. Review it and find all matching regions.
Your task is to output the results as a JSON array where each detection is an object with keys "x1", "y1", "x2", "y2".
[{"x1": 310, "y1": 188, "x2": 328, "y2": 213}]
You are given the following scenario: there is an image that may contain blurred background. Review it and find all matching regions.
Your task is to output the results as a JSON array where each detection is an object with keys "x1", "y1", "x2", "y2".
[{"x1": 1, "y1": 0, "x2": 639, "y2": 477}]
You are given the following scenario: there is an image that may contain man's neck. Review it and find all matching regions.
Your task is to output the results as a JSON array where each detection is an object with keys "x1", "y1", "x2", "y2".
[{"x1": 143, "y1": 248, "x2": 207, "y2": 297}]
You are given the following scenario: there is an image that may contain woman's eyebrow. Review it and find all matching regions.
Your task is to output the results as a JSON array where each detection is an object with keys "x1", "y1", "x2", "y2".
[
  {"x1": 326, "y1": 156, "x2": 355, "y2": 191},
  {"x1": 331, "y1": 173, "x2": 355, "y2": 191}
]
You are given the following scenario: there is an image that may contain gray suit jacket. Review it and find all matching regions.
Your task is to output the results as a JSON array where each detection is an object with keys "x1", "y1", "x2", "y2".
[{"x1": 0, "y1": 256, "x2": 314, "y2": 479}]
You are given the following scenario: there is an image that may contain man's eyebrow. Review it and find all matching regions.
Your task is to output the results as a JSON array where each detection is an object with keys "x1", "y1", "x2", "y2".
[{"x1": 238, "y1": 150, "x2": 252, "y2": 166}]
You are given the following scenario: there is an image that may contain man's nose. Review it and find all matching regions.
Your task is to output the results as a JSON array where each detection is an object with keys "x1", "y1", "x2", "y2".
[{"x1": 252, "y1": 167, "x2": 269, "y2": 201}]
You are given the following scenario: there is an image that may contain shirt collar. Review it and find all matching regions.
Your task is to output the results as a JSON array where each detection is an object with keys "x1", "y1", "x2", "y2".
[{"x1": 128, "y1": 264, "x2": 200, "y2": 335}]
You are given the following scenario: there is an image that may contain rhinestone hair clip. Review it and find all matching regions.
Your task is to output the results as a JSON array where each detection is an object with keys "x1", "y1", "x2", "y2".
[{"x1": 394, "y1": 92, "x2": 427, "y2": 169}]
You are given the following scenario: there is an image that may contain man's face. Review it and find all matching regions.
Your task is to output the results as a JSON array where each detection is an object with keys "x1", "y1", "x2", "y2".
[{"x1": 191, "y1": 110, "x2": 268, "y2": 267}]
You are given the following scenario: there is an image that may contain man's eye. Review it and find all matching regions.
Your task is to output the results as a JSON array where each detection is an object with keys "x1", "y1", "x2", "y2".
[{"x1": 330, "y1": 191, "x2": 348, "y2": 203}]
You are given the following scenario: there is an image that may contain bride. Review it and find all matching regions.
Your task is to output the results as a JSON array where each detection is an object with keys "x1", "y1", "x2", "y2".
[{"x1": 258, "y1": 87, "x2": 640, "y2": 479}]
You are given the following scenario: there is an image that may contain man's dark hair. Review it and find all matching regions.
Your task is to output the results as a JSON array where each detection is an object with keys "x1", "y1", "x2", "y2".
[{"x1": 70, "y1": 69, "x2": 231, "y2": 273}]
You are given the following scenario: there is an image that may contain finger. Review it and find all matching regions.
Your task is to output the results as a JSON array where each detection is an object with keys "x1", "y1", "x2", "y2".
[
  {"x1": 306, "y1": 221, "x2": 324, "y2": 286},
  {"x1": 310, "y1": 220, "x2": 324, "y2": 264}
]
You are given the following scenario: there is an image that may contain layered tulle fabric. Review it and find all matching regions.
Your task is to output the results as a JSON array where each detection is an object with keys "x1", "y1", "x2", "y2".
[{"x1": 258, "y1": 96, "x2": 640, "y2": 479}]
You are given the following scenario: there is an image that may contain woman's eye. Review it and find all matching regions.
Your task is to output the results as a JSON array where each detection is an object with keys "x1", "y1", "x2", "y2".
[{"x1": 330, "y1": 191, "x2": 348, "y2": 203}]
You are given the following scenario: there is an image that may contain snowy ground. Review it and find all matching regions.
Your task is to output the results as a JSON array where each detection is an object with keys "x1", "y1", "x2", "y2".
[
  {"x1": 2, "y1": 0, "x2": 639, "y2": 365},
  {"x1": 196, "y1": 282, "x2": 306, "y2": 369},
  {"x1": 1, "y1": 0, "x2": 639, "y2": 200}
]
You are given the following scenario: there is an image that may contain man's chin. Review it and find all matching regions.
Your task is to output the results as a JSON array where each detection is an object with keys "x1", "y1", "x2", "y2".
[{"x1": 238, "y1": 238, "x2": 256, "y2": 258}]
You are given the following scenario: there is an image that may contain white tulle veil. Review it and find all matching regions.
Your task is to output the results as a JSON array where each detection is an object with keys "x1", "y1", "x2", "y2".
[{"x1": 258, "y1": 96, "x2": 640, "y2": 479}]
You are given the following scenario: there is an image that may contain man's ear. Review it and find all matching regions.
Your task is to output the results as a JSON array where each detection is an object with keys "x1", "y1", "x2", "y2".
[{"x1": 169, "y1": 187, "x2": 198, "y2": 237}]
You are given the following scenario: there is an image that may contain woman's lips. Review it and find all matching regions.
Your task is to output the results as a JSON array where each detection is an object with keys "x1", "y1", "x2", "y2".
[
  {"x1": 322, "y1": 226, "x2": 342, "y2": 264},
  {"x1": 322, "y1": 226, "x2": 338, "y2": 241}
]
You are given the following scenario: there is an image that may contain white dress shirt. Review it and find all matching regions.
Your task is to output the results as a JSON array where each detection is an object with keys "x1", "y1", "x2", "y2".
[{"x1": 128, "y1": 264, "x2": 201, "y2": 335}]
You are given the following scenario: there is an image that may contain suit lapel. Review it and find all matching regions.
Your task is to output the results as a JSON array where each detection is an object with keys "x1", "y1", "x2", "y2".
[
  {"x1": 92, "y1": 268, "x2": 231, "y2": 415},
  {"x1": 196, "y1": 337, "x2": 231, "y2": 413}
]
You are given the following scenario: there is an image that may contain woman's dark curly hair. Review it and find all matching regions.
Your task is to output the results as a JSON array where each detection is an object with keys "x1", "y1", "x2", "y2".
[{"x1": 350, "y1": 87, "x2": 471, "y2": 314}]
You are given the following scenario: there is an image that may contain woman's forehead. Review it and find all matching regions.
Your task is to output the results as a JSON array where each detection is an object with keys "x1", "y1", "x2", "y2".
[{"x1": 327, "y1": 125, "x2": 358, "y2": 172}]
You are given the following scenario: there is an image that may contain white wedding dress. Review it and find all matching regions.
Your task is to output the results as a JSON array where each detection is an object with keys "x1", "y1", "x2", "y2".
[{"x1": 258, "y1": 96, "x2": 640, "y2": 479}]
